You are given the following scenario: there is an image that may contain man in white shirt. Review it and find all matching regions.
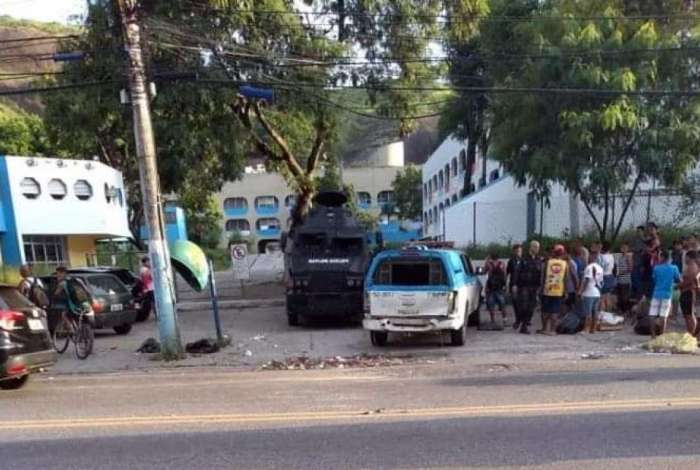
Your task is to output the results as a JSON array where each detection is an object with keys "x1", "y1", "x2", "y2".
[{"x1": 578, "y1": 254, "x2": 604, "y2": 334}]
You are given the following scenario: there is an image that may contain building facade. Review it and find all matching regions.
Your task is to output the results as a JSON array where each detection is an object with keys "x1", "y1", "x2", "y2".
[
  {"x1": 421, "y1": 136, "x2": 502, "y2": 240},
  {"x1": 0, "y1": 155, "x2": 132, "y2": 281},
  {"x1": 215, "y1": 142, "x2": 421, "y2": 252}
]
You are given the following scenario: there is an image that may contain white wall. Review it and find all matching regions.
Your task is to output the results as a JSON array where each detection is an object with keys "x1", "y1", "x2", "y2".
[{"x1": 6, "y1": 156, "x2": 132, "y2": 238}]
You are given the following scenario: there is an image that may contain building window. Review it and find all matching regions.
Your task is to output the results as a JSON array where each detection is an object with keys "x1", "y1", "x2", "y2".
[
  {"x1": 255, "y1": 196, "x2": 279, "y2": 211},
  {"x1": 224, "y1": 197, "x2": 248, "y2": 211},
  {"x1": 459, "y1": 149, "x2": 467, "y2": 173},
  {"x1": 451, "y1": 158, "x2": 458, "y2": 177},
  {"x1": 74, "y1": 180, "x2": 93, "y2": 201},
  {"x1": 432, "y1": 175, "x2": 438, "y2": 192},
  {"x1": 48, "y1": 179, "x2": 67, "y2": 200},
  {"x1": 452, "y1": 194, "x2": 458, "y2": 204},
  {"x1": 428, "y1": 180, "x2": 432, "y2": 195},
  {"x1": 256, "y1": 217, "x2": 281, "y2": 231},
  {"x1": 438, "y1": 170, "x2": 444, "y2": 190},
  {"x1": 20, "y1": 177, "x2": 41, "y2": 199},
  {"x1": 284, "y1": 195, "x2": 296, "y2": 207},
  {"x1": 423, "y1": 184, "x2": 427, "y2": 200},
  {"x1": 104, "y1": 183, "x2": 112, "y2": 203},
  {"x1": 423, "y1": 211, "x2": 428, "y2": 223},
  {"x1": 428, "y1": 211, "x2": 433, "y2": 225},
  {"x1": 490, "y1": 169, "x2": 500, "y2": 182},
  {"x1": 444, "y1": 164, "x2": 450, "y2": 188},
  {"x1": 225, "y1": 219, "x2": 251, "y2": 233},
  {"x1": 445, "y1": 199, "x2": 451, "y2": 207},
  {"x1": 23, "y1": 235, "x2": 65, "y2": 266},
  {"x1": 357, "y1": 192, "x2": 372, "y2": 206},
  {"x1": 377, "y1": 190, "x2": 394, "y2": 204}
]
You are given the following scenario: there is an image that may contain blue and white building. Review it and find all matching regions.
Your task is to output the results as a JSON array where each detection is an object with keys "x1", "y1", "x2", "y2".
[{"x1": 0, "y1": 155, "x2": 132, "y2": 280}]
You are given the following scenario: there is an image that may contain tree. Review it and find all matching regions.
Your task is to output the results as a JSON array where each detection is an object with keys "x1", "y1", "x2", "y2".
[
  {"x1": 486, "y1": 0, "x2": 700, "y2": 242},
  {"x1": 391, "y1": 165, "x2": 422, "y2": 220},
  {"x1": 0, "y1": 103, "x2": 49, "y2": 155}
]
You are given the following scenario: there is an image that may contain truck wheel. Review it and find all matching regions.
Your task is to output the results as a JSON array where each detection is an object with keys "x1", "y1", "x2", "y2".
[
  {"x1": 287, "y1": 312, "x2": 300, "y2": 327},
  {"x1": 113, "y1": 324, "x2": 132, "y2": 335},
  {"x1": 467, "y1": 308, "x2": 481, "y2": 328},
  {"x1": 450, "y1": 323, "x2": 467, "y2": 346},
  {"x1": 0, "y1": 375, "x2": 29, "y2": 390},
  {"x1": 370, "y1": 331, "x2": 388, "y2": 347}
]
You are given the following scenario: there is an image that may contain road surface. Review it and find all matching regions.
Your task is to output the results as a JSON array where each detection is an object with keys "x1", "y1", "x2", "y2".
[{"x1": 3, "y1": 357, "x2": 700, "y2": 469}]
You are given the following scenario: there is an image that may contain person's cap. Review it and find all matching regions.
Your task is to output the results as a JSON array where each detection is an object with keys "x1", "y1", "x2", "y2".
[
  {"x1": 553, "y1": 244, "x2": 566, "y2": 256},
  {"x1": 141, "y1": 256, "x2": 149, "y2": 263}
]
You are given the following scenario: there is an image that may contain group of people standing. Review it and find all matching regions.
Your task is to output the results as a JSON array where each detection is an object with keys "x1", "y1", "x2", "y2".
[{"x1": 482, "y1": 222, "x2": 700, "y2": 339}]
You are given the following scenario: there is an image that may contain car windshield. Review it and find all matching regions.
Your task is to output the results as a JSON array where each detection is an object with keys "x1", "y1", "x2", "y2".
[
  {"x1": 111, "y1": 270, "x2": 137, "y2": 285},
  {"x1": 85, "y1": 275, "x2": 128, "y2": 296},
  {"x1": 0, "y1": 286, "x2": 35, "y2": 310},
  {"x1": 372, "y1": 258, "x2": 447, "y2": 286}
]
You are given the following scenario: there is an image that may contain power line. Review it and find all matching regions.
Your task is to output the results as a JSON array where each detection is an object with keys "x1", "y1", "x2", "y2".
[
  {"x1": 0, "y1": 81, "x2": 116, "y2": 97},
  {"x1": 192, "y1": 77, "x2": 700, "y2": 97}
]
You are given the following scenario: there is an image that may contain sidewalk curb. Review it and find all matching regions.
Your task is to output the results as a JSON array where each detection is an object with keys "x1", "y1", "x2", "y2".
[{"x1": 177, "y1": 298, "x2": 285, "y2": 311}]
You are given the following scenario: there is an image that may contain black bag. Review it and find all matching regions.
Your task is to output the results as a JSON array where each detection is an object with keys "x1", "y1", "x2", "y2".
[
  {"x1": 634, "y1": 315, "x2": 660, "y2": 336},
  {"x1": 28, "y1": 279, "x2": 49, "y2": 309},
  {"x1": 556, "y1": 312, "x2": 584, "y2": 335}
]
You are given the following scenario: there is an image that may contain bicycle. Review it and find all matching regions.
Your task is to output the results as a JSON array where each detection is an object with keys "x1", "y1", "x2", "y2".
[{"x1": 52, "y1": 308, "x2": 95, "y2": 360}]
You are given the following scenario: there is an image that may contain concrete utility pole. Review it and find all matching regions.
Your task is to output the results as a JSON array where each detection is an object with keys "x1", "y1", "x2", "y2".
[{"x1": 117, "y1": 0, "x2": 182, "y2": 358}]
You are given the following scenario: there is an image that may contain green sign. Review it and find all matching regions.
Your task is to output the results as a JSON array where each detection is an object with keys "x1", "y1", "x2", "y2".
[{"x1": 169, "y1": 240, "x2": 209, "y2": 292}]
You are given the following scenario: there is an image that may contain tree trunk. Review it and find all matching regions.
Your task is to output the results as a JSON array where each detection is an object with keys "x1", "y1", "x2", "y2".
[{"x1": 611, "y1": 174, "x2": 643, "y2": 243}]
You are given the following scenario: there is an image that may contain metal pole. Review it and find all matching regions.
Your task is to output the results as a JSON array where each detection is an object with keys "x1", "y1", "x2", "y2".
[
  {"x1": 472, "y1": 201, "x2": 477, "y2": 246},
  {"x1": 208, "y1": 259, "x2": 224, "y2": 344},
  {"x1": 118, "y1": 0, "x2": 181, "y2": 358}
]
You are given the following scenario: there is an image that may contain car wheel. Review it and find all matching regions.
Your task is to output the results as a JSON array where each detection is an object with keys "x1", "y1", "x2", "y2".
[
  {"x1": 287, "y1": 311, "x2": 300, "y2": 327},
  {"x1": 0, "y1": 375, "x2": 29, "y2": 390},
  {"x1": 450, "y1": 322, "x2": 467, "y2": 346},
  {"x1": 113, "y1": 324, "x2": 133, "y2": 335},
  {"x1": 135, "y1": 308, "x2": 150, "y2": 322},
  {"x1": 370, "y1": 331, "x2": 388, "y2": 347},
  {"x1": 467, "y1": 306, "x2": 481, "y2": 328}
]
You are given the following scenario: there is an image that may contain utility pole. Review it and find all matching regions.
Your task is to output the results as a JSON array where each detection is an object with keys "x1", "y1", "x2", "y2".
[{"x1": 117, "y1": 0, "x2": 182, "y2": 358}]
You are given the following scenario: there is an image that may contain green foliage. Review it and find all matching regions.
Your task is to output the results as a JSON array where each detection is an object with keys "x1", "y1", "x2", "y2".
[
  {"x1": 0, "y1": 103, "x2": 49, "y2": 155},
  {"x1": 179, "y1": 191, "x2": 223, "y2": 251},
  {"x1": 0, "y1": 15, "x2": 79, "y2": 34},
  {"x1": 391, "y1": 165, "x2": 422, "y2": 221},
  {"x1": 470, "y1": 0, "x2": 700, "y2": 243}
]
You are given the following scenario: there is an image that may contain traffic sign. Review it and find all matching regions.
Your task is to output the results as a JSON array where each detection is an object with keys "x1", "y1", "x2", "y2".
[{"x1": 230, "y1": 244, "x2": 250, "y2": 281}]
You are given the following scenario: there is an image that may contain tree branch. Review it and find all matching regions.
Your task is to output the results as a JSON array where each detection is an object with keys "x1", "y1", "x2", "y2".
[
  {"x1": 612, "y1": 172, "x2": 644, "y2": 242},
  {"x1": 230, "y1": 100, "x2": 283, "y2": 163},
  {"x1": 252, "y1": 101, "x2": 305, "y2": 180},
  {"x1": 306, "y1": 122, "x2": 327, "y2": 176},
  {"x1": 575, "y1": 179, "x2": 604, "y2": 239}
]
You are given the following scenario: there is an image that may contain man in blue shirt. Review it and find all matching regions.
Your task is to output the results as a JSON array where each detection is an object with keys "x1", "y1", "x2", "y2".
[{"x1": 649, "y1": 250, "x2": 681, "y2": 338}]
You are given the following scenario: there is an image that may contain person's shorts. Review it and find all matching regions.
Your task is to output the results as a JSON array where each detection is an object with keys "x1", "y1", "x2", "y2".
[
  {"x1": 580, "y1": 296, "x2": 599, "y2": 318},
  {"x1": 649, "y1": 298, "x2": 672, "y2": 318},
  {"x1": 486, "y1": 291, "x2": 506, "y2": 310},
  {"x1": 541, "y1": 295, "x2": 564, "y2": 314},
  {"x1": 601, "y1": 275, "x2": 617, "y2": 294},
  {"x1": 565, "y1": 292, "x2": 577, "y2": 308},
  {"x1": 680, "y1": 291, "x2": 695, "y2": 317}
]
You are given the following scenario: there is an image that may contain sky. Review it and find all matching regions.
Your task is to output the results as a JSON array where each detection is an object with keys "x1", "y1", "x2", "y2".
[{"x1": 0, "y1": 0, "x2": 86, "y2": 24}]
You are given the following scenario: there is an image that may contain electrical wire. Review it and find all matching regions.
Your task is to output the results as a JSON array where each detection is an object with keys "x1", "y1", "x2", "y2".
[{"x1": 0, "y1": 81, "x2": 116, "y2": 97}]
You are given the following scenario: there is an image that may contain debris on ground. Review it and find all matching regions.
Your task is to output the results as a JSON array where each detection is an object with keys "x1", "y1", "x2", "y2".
[
  {"x1": 244, "y1": 350, "x2": 253, "y2": 357},
  {"x1": 251, "y1": 335, "x2": 267, "y2": 342},
  {"x1": 136, "y1": 338, "x2": 160, "y2": 353},
  {"x1": 581, "y1": 353, "x2": 609, "y2": 360},
  {"x1": 185, "y1": 338, "x2": 220, "y2": 354},
  {"x1": 599, "y1": 312, "x2": 624, "y2": 326},
  {"x1": 643, "y1": 332, "x2": 698, "y2": 354},
  {"x1": 259, "y1": 353, "x2": 415, "y2": 371}
]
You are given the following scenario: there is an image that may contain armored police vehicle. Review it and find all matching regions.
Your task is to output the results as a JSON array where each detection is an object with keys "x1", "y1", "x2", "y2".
[{"x1": 282, "y1": 191, "x2": 371, "y2": 326}]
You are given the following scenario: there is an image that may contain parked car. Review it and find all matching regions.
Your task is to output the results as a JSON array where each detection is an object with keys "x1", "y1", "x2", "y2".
[
  {"x1": 67, "y1": 267, "x2": 154, "y2": 322},
  {"x1": 0, "y1": 284, "x2": 57, "y2": 390},
  {"x1": 41, "y1": 272, "x2": 138, "y2": 335},
  {"x1": 363, "y1": 245, "x2": 483, "y2": 347}
]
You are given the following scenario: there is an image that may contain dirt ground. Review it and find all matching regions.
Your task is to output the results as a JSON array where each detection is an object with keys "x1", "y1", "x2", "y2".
[{"x1": 46, "y1": 295, "x2": 696, "y2": 377}]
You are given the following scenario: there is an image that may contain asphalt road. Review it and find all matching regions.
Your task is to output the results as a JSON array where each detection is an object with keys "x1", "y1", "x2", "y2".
[{"x1": 3, "y1": 358, "x2": 700, "y2": 469}]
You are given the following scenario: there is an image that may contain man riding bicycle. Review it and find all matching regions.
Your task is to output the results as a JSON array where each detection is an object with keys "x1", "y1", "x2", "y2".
[{"x1": 51, "y1": 266, "x2": 94, "y2": 359}]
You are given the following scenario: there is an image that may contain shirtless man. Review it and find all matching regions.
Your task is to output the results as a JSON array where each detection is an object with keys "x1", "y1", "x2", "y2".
[{"x1": 679, "y1": 251, "x2": 700, "y2": 336}]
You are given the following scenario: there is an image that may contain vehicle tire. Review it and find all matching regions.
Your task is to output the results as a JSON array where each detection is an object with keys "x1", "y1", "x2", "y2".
[
  {"x1": 287, "y1": 312, "x2": 300, "y2": 327},
  {"x1": 52, "y1": 316, "x2": 71, "y2": 354},
  {"x1": 467, "y1": 307, "x2": 481, "y2": 328},
  {"x1": 113, "y1": 324, "x2": 132, "y2": 335},
  {"x1": 370, "y1": 331, "x2": 388, "y2": 347},
  {"x1": 75, "y1": 321, "x2": 94, "y2": 360},
  {"x1": 450, "y1": 322, "x2": 467, "y2": 346},
  {"x1": 135, "y1": 308, "x2": 150, "y2": 323},
  {"x1": 0, "y1": 375, "x2": 29, "y2": 390}
]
